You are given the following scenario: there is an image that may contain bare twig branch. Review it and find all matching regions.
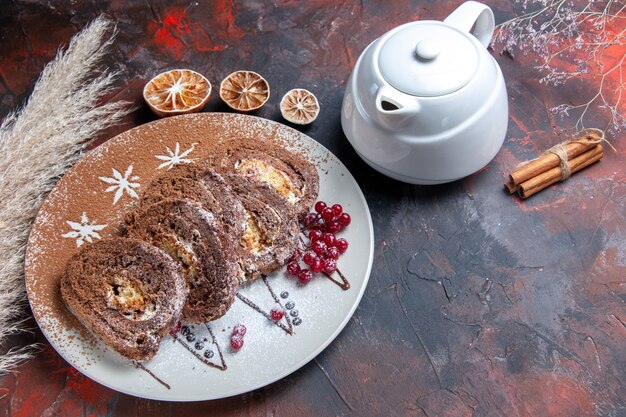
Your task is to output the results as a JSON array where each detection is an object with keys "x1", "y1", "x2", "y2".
[{"x1": 493, "y1": 0, "x2": 625, "y2": 135}]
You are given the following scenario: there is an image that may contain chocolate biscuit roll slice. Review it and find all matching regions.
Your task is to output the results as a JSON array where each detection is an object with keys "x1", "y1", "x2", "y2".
[
  {"x1": 126, "y1": 199, "x2": 239, "y2": 323},
  {"x1": 140, "y1": 164, "x2": 246, "y2": 238},
  {"x1": 227, "y1": 176, "x2": 299, "y2": 281},
  {"x1": 60, "y1": 237, "x2": 188, "y2": 361},
  {"x1": 211, "y1": 141, "x2": 319, "y2": 220}
]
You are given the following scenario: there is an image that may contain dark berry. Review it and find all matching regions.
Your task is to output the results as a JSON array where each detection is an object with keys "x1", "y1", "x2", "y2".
[
  {"x1": 298, "y1": 269, "x2": 312, "y2": 284},
  {"x1": 323, "y1": 232, "x2": 336, "y2": 246},
  {"x1": 195, "y1": 341, "x2": 205, "y2": 350},
  {"x1": 280, "y1": 291, "x2": 289, "y2": 299},
  {"x1": 293, "y1": 317, "x2": 302, "y2": 326},
  {"x1": 312, "y1": 240, "x2": 327, "y2": 255},
  {"x1": 232, "y1": 324, "x2": 247, "y2": 336},
  {"x1": 287, "y1": 261, "x2": 301, "y2": 276},
  {"x1": 321, "y1": 207, "x2": 335, "y2": 222},
  {"x1": 323, "y1": 258, "x2": 337, "y2": 274},
  {"x1": 338, "y1": 212, "x2": 351, "y2": 226},
  {"x1": 270, "y1": 307, "x2": 285, "y2": 321},
  {"x1": 309, "y1": 229, "x2": 323, "y2": 242},
  {"x1": 335, "y1": 238, "x2": 349, "y2": 253},
  {"x1": 186, "y1": 333, "x2": 196, "y2": 343},
  {"x1": 303, "y1": 252, "x2": 317, "y2": 265},
  {"x1": 314, "y1": 201, "x2": 327, "y2": 213},
  {"x1": 204, "y1": 349, "x2": 214, "y2": 359},
  {"x1": 311, "y1": 257, "x2": 325, "y2": 273},
  {"x1": 230, "y1": 335, "x2": 244, "y2": 350},
  {"x1": 181, "y1": 326, "x2": 190, "y2": 336},
  {"x1": 332, "y1": 204, "x2": 343, "y2": 216},
  {"x1": 290, "y1": 309, "x2": 299, "y2": 317},
  {"x1": 326, "y1": 246, "x2": 339, "y2": 259},
  {"x1": 285, "y1": 301, "x2": 295, "y2": 310},
  {"x1": 327, "y1": 220, "x2": 342, "y2": 234},
  {"x1": 303, "y1": 213, "x2": 319, "y2": 228}
]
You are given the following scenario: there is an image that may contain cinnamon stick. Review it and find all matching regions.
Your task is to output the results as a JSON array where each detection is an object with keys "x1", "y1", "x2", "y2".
[
  {"x1": 509, "y1": 132, "x2": 602, "y2": 186},
  {"x1": 504, "y1": 179, "x2": 517, "y2": 194},
  {"x1": 517, "y1": 145, "x2": 603, "y2": 198}
]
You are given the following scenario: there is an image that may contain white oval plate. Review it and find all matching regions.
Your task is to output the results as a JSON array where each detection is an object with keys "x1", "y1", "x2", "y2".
[{"x1": 25, "y1": 113, "x2": 374, "y2": 401}]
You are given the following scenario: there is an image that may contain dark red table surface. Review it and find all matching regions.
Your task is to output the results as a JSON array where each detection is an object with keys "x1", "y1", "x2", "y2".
[{"x1": 1, "y1": 1, "x2": 624, "y2": 416}]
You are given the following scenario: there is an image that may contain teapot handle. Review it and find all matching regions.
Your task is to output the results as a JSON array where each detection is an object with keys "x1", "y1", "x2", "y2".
[{"x1": 443, "y1": 1, "x2": 494, "y2": 48}]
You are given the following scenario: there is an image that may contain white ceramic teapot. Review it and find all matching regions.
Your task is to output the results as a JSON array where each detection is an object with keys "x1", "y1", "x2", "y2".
[{"x1": 341, "y1": 1, "x2": 508, "y2": 184}]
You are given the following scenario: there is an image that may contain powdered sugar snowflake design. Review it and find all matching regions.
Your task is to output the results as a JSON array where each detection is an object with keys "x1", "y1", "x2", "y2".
[
  {"x1": 99, "y1": 165, "x2": 140, "y2": 205},
  {"x1": 61, "y1": 212, "x2": 107, "y2": 247},
  {"x1": 155, "y1": 142, "x2": 197, "y2": 170}
]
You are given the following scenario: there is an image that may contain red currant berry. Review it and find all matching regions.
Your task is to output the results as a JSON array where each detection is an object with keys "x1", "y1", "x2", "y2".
[
  {"x1": 270, "y1": 307, "x2": 285, "y2": 321},
  {"x1": 309, "y1": 229, "x2": 323, "y2": 242},
  {"x1": 303, "y1": 213, "x2": 319, "y2": 229},
  {"x1": 326, "y1": 246, "x2": 340, "y2": 259},
  {"x1": 338, "y1": 212, "x2": 351, "y2": 226},
  {"x1": 289, "y1": 249, "x2": 302, "y2": 263},
  {"x1": 312, "y1": 240, "x2": 327, "y2": 255},
  {"x1": 323, "y1": 232, "x2": 336, "y2": 246},
  {"x1": 303, "y1": 252, "x2": 317, "y2": 265},
  {"x1": 287, "y1": 261, "x2": 301, "y2": 276},
  {"x1": 332, "y1": 204, "x2": 343, "y2": 216},
  {"x1": 335, "y1": 238, "x2": 349, "y2": 253},
  {"x1": 314, "y1": 201, "x2": 327, "y2": 214},
  {"x1": 230, "y1": 335, "x2": 244, "y2": 350},
  {"x1": 323, "y1": 258, "x2": 337, "y2": 274},
  {"x1": 232, "y1": 324, "x2": 247, "y2": 336},
  {"x1": 298, "y1": 269, "x2": 312, "y2": 284},
  {"x1": 327, "y1": 220, "x2": 342, "y2": 234},
  {"x1": 321, "y1": 207, "x2": 335, "y2": 222},
  {"x1": 311, "y1": 257, "x2": 325, "y2": 273},
  {"x1": 169, "y1": 321, "x2": 182, "y2": 336}
]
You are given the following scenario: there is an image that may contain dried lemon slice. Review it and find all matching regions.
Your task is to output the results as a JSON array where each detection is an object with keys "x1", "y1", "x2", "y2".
[
  {"x1": 143, "y1": 69, "x2": 211, "y2": 118},
  {"x1": 279, "y1": 88, "x2": 320, "y2": 125},
  {"x1": 219, "y1": 71, "x2": 270, "y2": 112}
]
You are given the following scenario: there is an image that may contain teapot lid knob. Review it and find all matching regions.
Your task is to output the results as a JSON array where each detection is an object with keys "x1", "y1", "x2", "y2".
[{"x1": 415, "y1": 39, "x2": 441, "y2": 60}]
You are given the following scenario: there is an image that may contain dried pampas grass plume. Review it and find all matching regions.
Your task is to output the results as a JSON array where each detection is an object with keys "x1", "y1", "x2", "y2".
[{"x1": 0, "y1": 16, "x2": 133, "y2": 375}]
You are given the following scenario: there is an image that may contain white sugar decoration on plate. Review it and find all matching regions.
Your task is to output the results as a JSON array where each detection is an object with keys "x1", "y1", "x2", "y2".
[
  {"x1": 155, "y1": 142, "x2": 197, "y2": 170},
  {"x1": 99, "y1": 165, "x2": 140, "y2": 204},
  {"x1": 61, "y1": 212, "x2": 107, "y2": 247}
]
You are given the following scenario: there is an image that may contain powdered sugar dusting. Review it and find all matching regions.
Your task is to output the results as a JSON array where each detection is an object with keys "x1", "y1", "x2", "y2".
[
  {"x1": 99, "y1": 165, "x2": 141, "y2": 205},
  {"x1": 61, "y1": 212, "x2": 107, "y2": 247},
  {"x1": 155, "y1": 142, "x2": 197, "y2": 170}
]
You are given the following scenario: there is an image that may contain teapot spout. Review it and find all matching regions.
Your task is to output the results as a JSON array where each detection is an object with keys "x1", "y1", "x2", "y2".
[{"x1": 375, "y1": 86, "x2": 420, "y2": 128}]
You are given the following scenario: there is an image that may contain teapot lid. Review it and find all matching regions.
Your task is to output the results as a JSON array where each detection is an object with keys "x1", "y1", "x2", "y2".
[{"x1": 378, "y1": 22, "x2": 479, "y2": 97}]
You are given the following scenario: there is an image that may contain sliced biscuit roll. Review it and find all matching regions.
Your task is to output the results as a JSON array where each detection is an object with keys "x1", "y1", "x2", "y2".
[
  {"x1": 211, "y1": 141, "x2": 319, "y2": 220},
  {"x1": 140, "y1": 165, "x2": 246, "y2": 238},
  {"x1": 60, "y1": 237, "x2": 188, "y2": 361},
  {"x1": 225, "y1": 176, "x2": 299, "y2": 281},
  {"x1": 125, "y1": 199, "x2": 239, "y2": 323}
]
